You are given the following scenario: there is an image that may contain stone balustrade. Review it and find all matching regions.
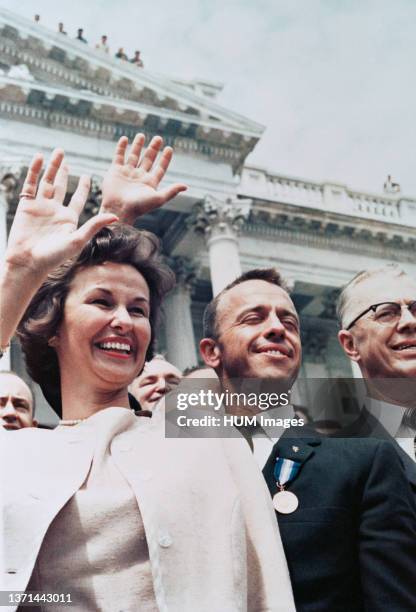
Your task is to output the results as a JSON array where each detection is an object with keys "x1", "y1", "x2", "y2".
[{"x1": 240, "y1": 166, "x2": 416, "y2": 228}]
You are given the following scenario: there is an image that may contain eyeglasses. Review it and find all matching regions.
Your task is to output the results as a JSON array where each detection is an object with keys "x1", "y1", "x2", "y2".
[{"x1": 346, "y1": 301, "x2": 416, "y2": 330}]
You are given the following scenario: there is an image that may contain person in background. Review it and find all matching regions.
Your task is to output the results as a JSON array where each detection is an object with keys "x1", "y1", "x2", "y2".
[
  {"x1": 58, "y1": 22, "x2": 67, "y2": 35},
  {"x1": 115, "y1": 47, "x2": 128, "y2": 61},
  {"x1": 129, "y1": 354, "x2": 181, "y2": 411},
  {"x1": 130, "y1": 50, "x2": 144, "y2": 68},
  {"x1": 337, "y1": 264, "x2": 416, "y2": 463},
  {"x1": 76, "y1": 28, "x2": 88, "y2": 44},
  {"x1": 34, "y1": 14, "x2": 40, "y2": 24},
  {"x1": 0, "y1": 370, "x2": 37, "y2": 430},
  {"x1": 96, "y1": 35, "x2": 109, "y2": 54}
]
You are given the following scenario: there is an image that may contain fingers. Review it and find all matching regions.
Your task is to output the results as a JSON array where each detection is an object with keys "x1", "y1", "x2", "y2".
[
  {"x1": 21, "y1": 154, "x2": 44, "y2": 199},
  {"x1": 140, "y1": 136, "x2": 163, "y2": 172},
  {"x1": 151, "y1": 146, "x2": 173, "y2": 184},
  {"x1": 68, "y1": 175, "x2": 91, "y2": 217},
  {"x1": 126, "y1": 133, "x2": 145, "y2": 167},
  {"x1": 53, "y1": 163, "x2": 69, "y2": 203},
  {"x1": 71, "y1": 213, "x2": 119, "y2": 250},
  {"x1": 39, "y1": 149, "x2": 64, "y2": 198},
  {"x1": 113, "y1": 136, "x2": 129, "y2": 165},
  {"x1": 155, "y1": 183, "x2": 188, "y2": 206}
]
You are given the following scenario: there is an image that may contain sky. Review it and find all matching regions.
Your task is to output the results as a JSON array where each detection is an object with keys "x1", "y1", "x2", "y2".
[{"x1": 2, "y1": 0, "x2": 416, "y2": 196}]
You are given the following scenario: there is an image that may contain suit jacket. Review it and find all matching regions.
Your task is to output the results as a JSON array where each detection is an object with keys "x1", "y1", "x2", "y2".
[
  {"x1": 329, "y1": 407, "x2": 416, "y2": 493},
  {"x1": 308, "y1": 378, "x2": 416, "y2": 490},
  {"x1": 1, "y1": 407, "x2": 295, "y2": 612},
  {"x1": 263, "y1": 431, "x2": 416, "y2": 612}
]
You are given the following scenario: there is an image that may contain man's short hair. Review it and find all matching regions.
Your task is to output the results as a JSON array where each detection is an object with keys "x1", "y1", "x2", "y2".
[
  {"x1": 336, "y1": 264, "x2": 408, "y2": 329},
  {"x1": 202, "y1": 268, "x2": 290, "y2": 340}
]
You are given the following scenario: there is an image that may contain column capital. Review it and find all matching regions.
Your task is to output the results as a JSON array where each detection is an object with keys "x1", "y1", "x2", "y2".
[
  {"x1": 321, "y1": 288, "x2": 341, "y2": 320},
  {"x1": 165, "y1": 255, "x2": 198, "y2": 291},
  {"x1": 190, "y1": 194, "x2": 252, "y2": 239},
  {"x1": 0, "y1": 164, "x2": 24, "y2": 206},
  {"x1": 83, "y1": 175, "x2": 102, "y2": 216},
  {"x1": 301, "y1": 327, "x2": 329, "y2": 363}
]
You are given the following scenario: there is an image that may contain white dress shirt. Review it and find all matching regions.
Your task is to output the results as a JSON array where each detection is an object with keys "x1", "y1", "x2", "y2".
[
  {"x1": 251, "y1": 406, "x2": 297, "y2": 468},
  {"x1": 366, "y1": 397, "x2": 416, "y2": 461}
]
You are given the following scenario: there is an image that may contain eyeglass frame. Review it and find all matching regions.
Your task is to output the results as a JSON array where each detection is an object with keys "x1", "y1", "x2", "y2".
[{"x1": 345, "y1": 301, "x2": 416, "y2": 331}]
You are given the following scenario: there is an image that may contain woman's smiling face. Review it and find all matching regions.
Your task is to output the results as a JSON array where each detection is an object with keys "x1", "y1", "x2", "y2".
[{"x1": 55, "y1": 262, "x2": 151, "y2": 392}]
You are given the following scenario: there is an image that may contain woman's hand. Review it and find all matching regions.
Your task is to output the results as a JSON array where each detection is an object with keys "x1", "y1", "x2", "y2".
[
  {"x1": 6, "y1": 149, "x2": 118, "y2": 276},
  {"x1": 100, "y1": 133, "x2": 188, "y2": 225}
]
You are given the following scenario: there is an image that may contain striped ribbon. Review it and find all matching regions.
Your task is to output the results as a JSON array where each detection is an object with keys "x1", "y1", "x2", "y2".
[{"x1": 274, "y1": 457, "x2": 302, "y2": 487}]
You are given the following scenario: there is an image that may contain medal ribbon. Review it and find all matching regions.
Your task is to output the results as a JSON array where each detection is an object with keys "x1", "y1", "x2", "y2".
[{"x1": 273, "y1": 457, "x2": 302, "y2": 488}]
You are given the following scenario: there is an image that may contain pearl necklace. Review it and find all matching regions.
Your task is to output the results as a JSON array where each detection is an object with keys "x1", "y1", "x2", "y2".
[{"x1": 59, "y1": 418, "x2": 87, "y2": 426}]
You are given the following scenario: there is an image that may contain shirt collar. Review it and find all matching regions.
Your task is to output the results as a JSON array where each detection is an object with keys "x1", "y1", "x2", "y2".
[
  {"x1": 365, "y1": 396, "x2": 408, "y2": 437},
  {"x1": 252, "y1": 405, "x2": 296, "y2": 439}
]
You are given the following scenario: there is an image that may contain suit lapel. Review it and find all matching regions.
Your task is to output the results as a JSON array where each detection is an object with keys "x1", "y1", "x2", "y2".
[
  {"x1": 263, "y1": 430, "x2": 321, "y2": 495},
  {"x1": 330, "y1": 407, "x2": 416, "y2": 489}
]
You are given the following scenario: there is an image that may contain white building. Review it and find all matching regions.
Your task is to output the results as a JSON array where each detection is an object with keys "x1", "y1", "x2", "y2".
[{"x1": 1, "y1": 8, "x2": 416, "y2": 422}]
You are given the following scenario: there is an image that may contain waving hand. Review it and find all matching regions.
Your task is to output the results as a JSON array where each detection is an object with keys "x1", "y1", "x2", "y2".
[
  {"x1": 6, "y1": 149, "x2": 117, "y2": 275},
  {"x1": 101, "y1": 134, "x2": 188, "y2": 224}
]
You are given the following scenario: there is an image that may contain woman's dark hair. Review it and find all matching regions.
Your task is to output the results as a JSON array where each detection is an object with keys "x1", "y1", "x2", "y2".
[{"x1": 17, "y1": 224, "x2": 175, "y2": 416}]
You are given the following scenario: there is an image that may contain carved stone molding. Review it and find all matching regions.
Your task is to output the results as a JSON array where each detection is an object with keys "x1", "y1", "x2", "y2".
[
  {"x1": 301, "y1": 327, "x2": 329, "y2": 363},
  {"x1": 320, "y1": 288, "x2": 341, "y2": 320},
  {"x1": 246, "y1": 219, "x2": 416, "y2": 261},
  {"x1": 83, "y1": 175, "x2": 102, "y2": 217},
  {"x1": 0, "y1": 164, "x2": 23, "y2": 207},
  {"x1": 190, "y1": 195, "x2": 252, "y2": 239},
  {"x1": 164, "y1": 255, "x2": 198, "y2": 291}
]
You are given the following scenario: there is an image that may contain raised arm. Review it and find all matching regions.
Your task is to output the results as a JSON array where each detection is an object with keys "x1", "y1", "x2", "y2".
[
  {"x1": 100, "y1": 133, "x2": 188, "y2": 225},
  {"x1": 0, "y1": 150, "x2": 117, "y2": 353}
]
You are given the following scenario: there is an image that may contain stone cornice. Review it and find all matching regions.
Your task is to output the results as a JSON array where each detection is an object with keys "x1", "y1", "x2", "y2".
[
  {"x1": 246, "y1": 215, "x2": 416, "y2": 260},
  {"x1": 241, "y1": 165, "x2": 416, "y2": 229},
  {"x1": 0, "y1": 7, "x2": 264, "y2": 136},
  {"x1": 0, "y1": 75, "x2": 259, "y2": 139},
  {"x1": 0, "y1": 99, "x2": 246, "y2": 168}
]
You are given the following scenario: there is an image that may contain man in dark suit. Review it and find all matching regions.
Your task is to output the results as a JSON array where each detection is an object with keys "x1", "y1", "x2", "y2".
[
  {"x1": 199, "y1": 268, "x2": 416, "y2": 611},
  {"x1": 337, "y1": 265, "x2": 416, "y2": 464}
]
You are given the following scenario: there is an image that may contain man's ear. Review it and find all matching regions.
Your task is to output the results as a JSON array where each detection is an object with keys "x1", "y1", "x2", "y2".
[
  {"x1": 199, "y1": 338, "x2": 222, "y2": 369},
  {"x1": 31, "y1": 419, "x2": 38, "y2": 428},
  {"x1": 338, "y1": 329, "x2": 360, "y2": 362}
]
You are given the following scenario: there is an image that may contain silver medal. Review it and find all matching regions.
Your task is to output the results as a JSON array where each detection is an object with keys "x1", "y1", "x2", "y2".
[{"x1": 273, "y1": 490, "x2": 299, "y2": 514}]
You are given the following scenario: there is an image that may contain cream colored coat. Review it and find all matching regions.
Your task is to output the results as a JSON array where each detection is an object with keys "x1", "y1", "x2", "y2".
[{"x1": 1, "y1": 407, "x2": 295, "y2": 612}]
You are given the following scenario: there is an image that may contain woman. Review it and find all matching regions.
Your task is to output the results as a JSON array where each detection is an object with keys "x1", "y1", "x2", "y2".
[{"x1": 0, "y1": 136, "x2": 295, "y2": 611}]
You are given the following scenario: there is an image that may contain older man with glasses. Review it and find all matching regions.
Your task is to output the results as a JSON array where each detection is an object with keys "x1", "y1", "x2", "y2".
[{"x1": 337, "y1": 264, "x2": 416, "y2": 462}]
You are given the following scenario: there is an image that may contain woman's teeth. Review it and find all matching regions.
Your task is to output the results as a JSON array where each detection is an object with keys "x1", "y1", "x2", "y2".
[{"x1": 98, "y1": 342, "x2": 131, "y2": 354}]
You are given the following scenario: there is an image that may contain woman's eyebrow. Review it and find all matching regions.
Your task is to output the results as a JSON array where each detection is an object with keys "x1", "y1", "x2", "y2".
[{"x1": 88, "y1": 287, "x2": 149, "y2": 303}]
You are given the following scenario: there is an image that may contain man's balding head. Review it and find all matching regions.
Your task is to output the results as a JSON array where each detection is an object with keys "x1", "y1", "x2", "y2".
[
  {"x1": 0, "y1": 371, "x2": 36, "y2": 430},
  {"x1": 337, "y1": 265, "x2": 416, "y2": 382},
  {"x1": 337, "y1": 264, "x2": 410, "y2": 330}
]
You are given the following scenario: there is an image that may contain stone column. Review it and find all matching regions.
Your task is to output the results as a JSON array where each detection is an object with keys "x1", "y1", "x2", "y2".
[
  {"x1": 191, "y1": 195, "x2": 251, "y2": 296},
  {"x1": 0, "y1": 168, "x2": 20, "y2": 370},
  {"x1": 164, "y1": 256, "x2": 198, "y2": 371}
]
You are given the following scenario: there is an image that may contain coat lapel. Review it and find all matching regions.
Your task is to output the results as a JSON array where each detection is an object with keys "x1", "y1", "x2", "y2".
[
  {"x1": 330, "y1": 407, "x2": 416, "y2": 490},
  {"x1": 262, "y1": 431, "x2": 321, "y2": 495}
]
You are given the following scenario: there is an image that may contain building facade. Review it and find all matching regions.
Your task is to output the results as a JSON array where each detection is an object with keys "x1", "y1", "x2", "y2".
[{"x1": 2, "y1": 8, "x2": 416, "y2": 422}]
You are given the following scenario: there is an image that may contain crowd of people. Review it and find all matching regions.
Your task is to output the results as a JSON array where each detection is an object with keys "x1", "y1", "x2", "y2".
[
  {"x1": 33, "y1": 14, "x2": 144, "y2": 67},
  {"x1": 1, "y1": 132, "x2": 416, "y2": 610}
]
